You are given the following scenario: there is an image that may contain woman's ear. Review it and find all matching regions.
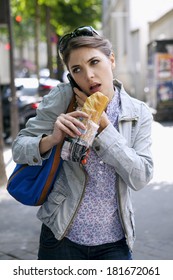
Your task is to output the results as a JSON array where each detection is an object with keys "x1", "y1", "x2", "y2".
[{"x1": 110, "y1": 52, "x2": 116, "y2": 69}]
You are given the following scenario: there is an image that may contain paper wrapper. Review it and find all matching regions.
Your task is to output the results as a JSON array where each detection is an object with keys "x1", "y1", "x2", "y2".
[
  {"x1": 79, "y1": 118, "x2": 99, "y2": 146},
  {"x1": 61, "y1": 119, "x2": 99, "y2": 163}
]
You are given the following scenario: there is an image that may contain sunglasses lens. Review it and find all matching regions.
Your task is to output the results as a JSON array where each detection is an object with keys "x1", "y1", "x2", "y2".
[
  {"x1": 59, "y1": 26, "x2": 99, "y2": 55},
  {"x1": 75, "y1": 27, "x2": 93, "y2": 36}
]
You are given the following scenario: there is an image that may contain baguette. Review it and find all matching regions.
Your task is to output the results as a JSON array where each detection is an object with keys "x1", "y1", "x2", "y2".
[{"x1": 81, "y1": 91, "x2": 109, "y2": 124}]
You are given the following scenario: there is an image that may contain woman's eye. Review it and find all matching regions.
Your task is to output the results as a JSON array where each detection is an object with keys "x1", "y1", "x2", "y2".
[
  {"x1": 91, "y1": 59, "x2": 99, "y2": 65},
  {"x1": 72, "y1": 67, "x2": 80, "y2": 73}
]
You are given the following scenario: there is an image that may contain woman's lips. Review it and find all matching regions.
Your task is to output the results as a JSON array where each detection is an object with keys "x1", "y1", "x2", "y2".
[{"x1": 90, "y1": 83, "x2": 101, "y2": 93}]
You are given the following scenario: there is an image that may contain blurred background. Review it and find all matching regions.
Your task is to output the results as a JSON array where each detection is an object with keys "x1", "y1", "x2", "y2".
[{"x1": 0, "y1": 0, "x2": 173, "y2": 260}]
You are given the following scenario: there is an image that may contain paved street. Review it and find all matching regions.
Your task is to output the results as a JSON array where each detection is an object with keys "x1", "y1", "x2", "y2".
[
  {"x1": 133, "y1": 121, "x2": 173, "y2": 259},
  {"x1": 0, "y1": 121, "x2": 173, "y2": 260}
]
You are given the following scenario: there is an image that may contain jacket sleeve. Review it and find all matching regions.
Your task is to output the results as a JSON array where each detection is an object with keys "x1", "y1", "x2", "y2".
[
  {"x1": 92, "y1": 103, "x2": 153, "y2": 191},
  {"x1": 12, "y1": 84, "x2": 73, "y2": 165}
]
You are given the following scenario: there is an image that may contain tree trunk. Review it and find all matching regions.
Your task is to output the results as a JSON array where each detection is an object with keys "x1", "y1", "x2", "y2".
[
  {"x1": 7, "y1": 0, "x2": 19, "y2": 141},
  {"x1": 35, "y1": 0, "x2": 40, "y2": 79},
  {"x1": 57, "y1": 39, "x2": 64, "y2": 82},
  {"x1": 45, "y1": 6, "x2": 53, "y2": 78},
  {"x1": 0, "y1": 86, "x2": 7, "y2": 187}
]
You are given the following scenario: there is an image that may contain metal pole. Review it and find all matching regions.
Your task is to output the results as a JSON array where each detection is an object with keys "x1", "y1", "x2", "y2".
[{"x1": 0, "y1": 78, "x2": 7, "y2": 185}]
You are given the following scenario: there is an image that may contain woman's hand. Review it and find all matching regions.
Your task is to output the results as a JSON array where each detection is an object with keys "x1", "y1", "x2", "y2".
[
  {"x1": 74, "y1": 87, "x2": 88, "y2": 108},
  {"x1": 53, "y1": 110, "x2": 88, "y2": 141},
  {"x1": 39, "y1": 110, "x2": 88, "y2": 154},
  {"x1": 98, "y1": 111, "x2": 110, "y2": 133}
]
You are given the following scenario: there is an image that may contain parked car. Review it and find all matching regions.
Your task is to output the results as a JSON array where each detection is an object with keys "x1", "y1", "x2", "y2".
[
  {"x1": 39, "y1": 68, "x2": 50, "y2": 78},
  {"x1": 38, "y1": 77, "x2": 60, "y2": 97},
  {"x1": 2, "y1": 78, "x2": 41, "y2": 140}
]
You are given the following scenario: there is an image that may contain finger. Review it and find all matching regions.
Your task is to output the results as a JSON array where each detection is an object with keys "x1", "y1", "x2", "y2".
[
  {"x1": 74, "y1": 87, "x2": 88, "y2": 101},
  {"x1": 63, "y1": 116, "x2": 86, "y2": 132},
  {"x1": 67, "y1": 112, "x2": 89, "y2": 130},
  {"x1": 56, "y1": 121, "x2": 81, "y2": 138},
  {"x1": 75, "y1": 95, "x2": 84, "y2": 107},
  {"x1": 68, "y1": 110, "x2": 88, "y2": 119},
  {"x1": 57, "y1": 114, "x2": 87, "y2": 136}
]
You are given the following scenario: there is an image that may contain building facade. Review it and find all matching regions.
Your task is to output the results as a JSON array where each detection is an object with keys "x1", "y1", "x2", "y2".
[{"x1": 102, "y1": 0, "x2": 173, "y2": 102}]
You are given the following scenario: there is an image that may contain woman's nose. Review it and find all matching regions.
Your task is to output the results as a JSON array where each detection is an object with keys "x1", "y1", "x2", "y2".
[{"x1": 85, "y1": 68, "x2": 94, "y2": 81}]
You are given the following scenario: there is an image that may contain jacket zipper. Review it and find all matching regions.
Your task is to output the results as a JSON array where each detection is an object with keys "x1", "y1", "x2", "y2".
[
  {"x1": 60, "y1": 163, "x2": 88, "y2": 239},
  {"x1": 117, "y1": 175, "x2": 131, "y2": 249}
]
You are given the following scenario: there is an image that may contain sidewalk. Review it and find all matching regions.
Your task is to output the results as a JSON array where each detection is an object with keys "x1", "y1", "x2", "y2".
[{"x1": 0, "y1": 146, "x2": 41, "y2": 260}]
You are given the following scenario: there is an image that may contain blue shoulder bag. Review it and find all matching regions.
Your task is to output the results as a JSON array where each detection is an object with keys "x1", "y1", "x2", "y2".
[
  {"x1": 7, "y1": 144, "x2": 62, "y2": 206},
  {"x1": 7, "y1": 95, "x2": 75, "y2": 206}
]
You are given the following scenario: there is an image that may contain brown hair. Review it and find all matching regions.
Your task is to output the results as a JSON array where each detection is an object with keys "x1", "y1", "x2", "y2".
[{"x1": 61, "y1": 36, "x2": 113, "y2": 68}]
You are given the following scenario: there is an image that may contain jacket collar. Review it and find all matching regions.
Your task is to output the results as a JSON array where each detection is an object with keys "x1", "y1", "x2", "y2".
[{"x1": 113, "y1": 79, "x2": 139, "y2": 121}]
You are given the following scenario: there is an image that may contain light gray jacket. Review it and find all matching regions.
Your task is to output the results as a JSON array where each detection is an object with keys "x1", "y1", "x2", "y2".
[{"x1": 12, "y1": 80, "x2": 153, "y2": 251}]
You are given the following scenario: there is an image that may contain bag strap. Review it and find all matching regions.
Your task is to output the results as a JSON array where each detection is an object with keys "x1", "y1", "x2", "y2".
[
  {"x1": 36, "y1": 144, "x2": 61, "y2": 205},
  {"x1": 67, "y1": 94, "x2": 76, "y2": 112}
]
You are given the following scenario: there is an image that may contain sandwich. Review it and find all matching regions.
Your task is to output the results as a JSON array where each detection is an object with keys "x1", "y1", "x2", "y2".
[{"x1": 81, "y1": 91, "x2": 109, "y2": 124}]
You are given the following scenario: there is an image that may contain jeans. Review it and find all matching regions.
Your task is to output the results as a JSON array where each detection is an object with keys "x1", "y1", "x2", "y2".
[{"x1": 38, "y1": 224, "x2": 132, "y2": 260}]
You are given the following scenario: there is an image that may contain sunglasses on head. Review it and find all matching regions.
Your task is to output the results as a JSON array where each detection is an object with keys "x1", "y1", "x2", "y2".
[{"x1": 59, "y1": 26, "x2": 99, "y2": 56}]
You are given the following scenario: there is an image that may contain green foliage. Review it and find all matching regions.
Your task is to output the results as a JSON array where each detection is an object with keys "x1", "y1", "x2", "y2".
[
  {"x1": 11, "y1": 0, "x2": 38, "y2": 45},
  {"x1": 51, "y1": 0, "x2": 102, "y2": 35},
  {"x1": 11, "y1": 0, "x2": 102, "y2": 37}
]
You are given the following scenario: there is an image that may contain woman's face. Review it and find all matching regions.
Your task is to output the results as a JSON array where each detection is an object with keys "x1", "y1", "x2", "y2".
[{"x1": 68, "y1": 47, "x2": 115, "y2": 100}]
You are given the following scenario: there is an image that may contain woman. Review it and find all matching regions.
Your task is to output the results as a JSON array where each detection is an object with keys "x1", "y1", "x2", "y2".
[{"x1": 12, "y1": 26, "x2": 153, "y2": 260}]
